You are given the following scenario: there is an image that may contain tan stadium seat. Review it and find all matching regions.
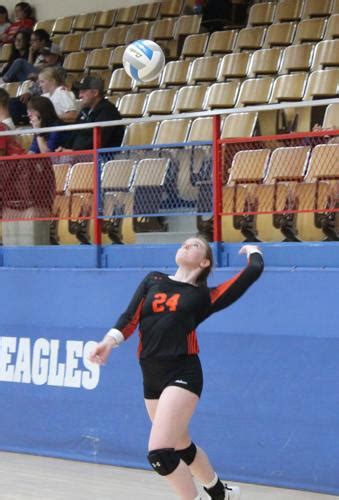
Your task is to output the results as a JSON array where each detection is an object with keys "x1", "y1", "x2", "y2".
[
  {"x1": 159, "y1": 0, "x2": 184, "y2": 17},
  {"x1": 136, "y1": 2, "x2": 160, "y2": 22},
  {"x1": 93, "y1": 10, "x2": 116, "y2": 29},
  {"x1": 101, "y1": 159, "x2": 137, "y2": 244},
  {"x1": 255, "y1": 146, "x2": 311, "y2": 241},
  {"x1": 173, "y1": 14, "x2": 202, "y2": 39},
  {"x1": 322, "y1": 103, "x2": 339, "y2": 129},
  {"x1": 115, "y1": 6, "x2": 137, "y2": 25},
  {"x1": 0, "y1": 43, "x2": 13, "y2": 65},
  {"x1": 222, "y1": 149, "x2": 271, "y2": 242},
  {"x1": 143, "y1": 88, "x2": 177, "y2": 116},
  {"x1": 49, "y1": 163, "x2": 71, "y2": 244},
  {"x1": 81, "y1": 30, "x2": 104, "y2": 51},
  {"x1": 296, "y1": 144, "x2": 339, "y2": 241},
  {"x1": 118, "y1": 92, "x2": 148, "y2": 118},
  {"x1": 293, "y1": 18, "x2": 327, "y2": 44},
  {"x1": 34, "y1": 19, "x2": 54, "y2": 34},
  {"x1": 109, "y1": 45, "x2": 126, "y2": 70},
  {"x1": 17, "y1": 79, "x2": 34, "y2": 96},
  {"x1": 274, "y1": 0, "x2": 303, "y2": 22},
  {"x1": 263, "y1": 22, "x2": 297, "y2": 48},
  {"x1": 332, "y1": 0, "x2": 339, "y2": 14},
  {"x1": 122, "y1": 122, "x2": 159, "y2": 146},
  {"x1": 204, "y1": 81, "x2": 240, "y2": 110},
  {"x1": 3, "y1": 82, "x2": 20, "y2": 97},
  {"x1": 269, "y1": 73, "x2": 308, "y2": 132},
  {"x1": 63, "y1": 51, "x2": 87, "y2": 74},
  {"x1": 303, "y1": 68, "x2": 339, "y2": 100},
  {"x1": 180, "y1": 33, "x2": 209, "y2": 59},
  {"x1": 173, "y1": 85, "x2": 207, "y2": 113},
  {"x1": 103, "y1": 25, "x2": 129, "y2": 48},
  {"x1": 279, "y1": 44, "x2": 315, "y2": 74},
  {"x1": 108, "y1": 68, "x2": 133, "y2": 95},
  {"x1": 17, "y1": 132, "x2": 34, "y2": 151},
  {"x1": 52, "y1": 16, "x2": 74, "y2": 36},
  {"x1": 247, "y1": 2, "x2": 276, "y2": 26},
  {"x1": 154, "y1": 118, "x2": 191, "y2": 145},
  {"x1": 247, "y1": 47, "x2": 283, "y2": 77},
  {"x1": 85, "y1": 48, "x2": 112, "y2": 72},
  {"x1": 150, "y1": 18, "x2": 177, "y2": 41},
  {"x1": 324, "y1": 13, "x2": 339, "y2": 38},
  {"x1": 217, "y1": 52, "x2": 251, "y2": 81},
  {"x1": 235, "y1": 26, "x2": 266, "y2": 51},
  {"x1": 160, "y1": 60, "x2": 192, "y2": 88},
  {"x1": 236, "y1": 77, "x2": 274, "y2": 106},
  {"x1": 311, "y1": 39, "x2": 339, "y2": 70},
  {"x1": 187, "y1": 55, "x2": 221, "y2": 85},
  {"x1": 301, "y1": 0, "x2": 333, "y2": 19},
  {"x1": 205, "y1": 30, "x2": 238, "y2": 56},
  {"x1": 221, "y1": 112, "x2": 258, "y2": 139},
  {"x1": 72, "y1": 13, "x2": 96, "y2": 32},
  {"x1": 66, "y1": 162, "x2": 94, "y2": 244},
  {"x1": 132, "y1": 73, "x2": 163, "y2": 93},
  {"x1": 187, "y1": 117, "x2": 214, "y2": 142},
  {"x1": 160, "y1": 39, "x2": 181, "y2": 61},
  {"x1": 125, "y1": 22, "x2": 152, "y2": 45},
  {"x1": 60, "y1": 33, "x2": 83, "y2": 54}
]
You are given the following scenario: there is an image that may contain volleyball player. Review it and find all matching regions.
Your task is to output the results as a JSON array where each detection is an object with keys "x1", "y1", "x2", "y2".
[{"x1": 89, "y1": 236, "x2": 264, "y2": 500}]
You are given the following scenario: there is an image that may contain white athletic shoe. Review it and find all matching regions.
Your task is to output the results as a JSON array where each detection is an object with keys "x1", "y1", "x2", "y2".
[{"x1": 225, "y1": 484, "x2": 241, "y2": 500}]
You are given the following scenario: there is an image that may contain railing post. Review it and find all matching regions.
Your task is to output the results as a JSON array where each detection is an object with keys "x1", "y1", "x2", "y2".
[
  {"x1": 212, "y1": 114, "x2": 222, "y2": 243},
  {"x1": 93, "y1": 126, "x2": 102, "y2": 247}
]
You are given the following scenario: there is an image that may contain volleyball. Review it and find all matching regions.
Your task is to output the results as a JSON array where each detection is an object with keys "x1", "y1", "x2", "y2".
[{"x1": 123, "y1": 39, "x2": 165, "y2": 82}]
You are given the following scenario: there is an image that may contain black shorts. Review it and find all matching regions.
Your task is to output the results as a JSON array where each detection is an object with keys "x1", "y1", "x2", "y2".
[{"x1": 140, "y1": 354, "x2": 203, "y2": 399}]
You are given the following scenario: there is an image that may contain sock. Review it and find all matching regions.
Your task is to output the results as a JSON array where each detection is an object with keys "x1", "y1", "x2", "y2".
[
  {"x1": 203, "y1": 472, "x2": 218, "y2": 489},
  {"x1": 203, "y1": 477, "x2": 225, "y2": 499}
]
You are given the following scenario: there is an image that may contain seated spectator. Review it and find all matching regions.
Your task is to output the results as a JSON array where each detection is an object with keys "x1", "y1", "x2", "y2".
[
  {"x1": 38, "y1": 63, "x2": 77, "y2": 123},
  {"x1": 57, "y1": 76, "x2": 124, "y2": 151},
  {"x1": 0, "y1": 6, "x2": 10, "y2": 36},
  {"x1": 0, "y1": 29, "x2": 31, "y2": 80},
  {"x1": 0, "y1": 28, "x2": 50, "y2": 83},
  {"x1": 0, "y1": 2, "x2": 35, "y2": 44},
  {"x1": 0, "y1": 88, "x2": 15, "y2": 129},
  {"x1": 27, "y1": 96, "x2": 67, "y2": 153}
]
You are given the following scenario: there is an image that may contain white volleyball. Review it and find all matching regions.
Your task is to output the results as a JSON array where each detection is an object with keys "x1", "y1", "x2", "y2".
[{"x1": 123, "y1": 39, "x2": 165, "y2": 82}]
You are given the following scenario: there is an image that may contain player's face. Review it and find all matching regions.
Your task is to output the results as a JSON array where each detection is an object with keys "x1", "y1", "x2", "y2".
[{"x1": 176, "y1": 238, "x2": 210, "y2": 269}]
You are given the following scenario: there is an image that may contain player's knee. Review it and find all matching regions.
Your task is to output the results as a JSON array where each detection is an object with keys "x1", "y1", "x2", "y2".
[
  {"x1": 147, "y1": 448, "x2": 180, "y2": 476},
  {"x1": 176, "y1": 441, "x2": 197, "y2": 465}
]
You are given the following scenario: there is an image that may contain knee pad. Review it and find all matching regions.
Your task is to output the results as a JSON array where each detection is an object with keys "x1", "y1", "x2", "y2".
[
  {"x1": 147, "y1": 448, "x2": 180, "y2": 476},
  {"x1": 176, "y1": 442, "x2": 197, "y2": 465}
]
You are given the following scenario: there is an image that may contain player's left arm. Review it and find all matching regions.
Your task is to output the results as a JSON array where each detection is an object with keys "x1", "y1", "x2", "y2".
[{"x1": 208, "y1": 245, "x2": 264, "y2": 314}]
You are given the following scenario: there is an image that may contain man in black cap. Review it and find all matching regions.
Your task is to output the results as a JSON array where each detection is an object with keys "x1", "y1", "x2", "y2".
[{"x1": 58, "y1": 75, "x2": 124, "y2": 151}]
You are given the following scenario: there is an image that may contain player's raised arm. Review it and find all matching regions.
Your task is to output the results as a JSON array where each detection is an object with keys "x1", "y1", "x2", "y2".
[{"x1": 208, "y1": 245, "x2": 264, "y2": 314}]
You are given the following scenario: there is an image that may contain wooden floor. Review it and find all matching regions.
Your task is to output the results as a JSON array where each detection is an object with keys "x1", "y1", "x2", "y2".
[{"x1": 0, "y1": 451, "x2": 337, "y2": 500}]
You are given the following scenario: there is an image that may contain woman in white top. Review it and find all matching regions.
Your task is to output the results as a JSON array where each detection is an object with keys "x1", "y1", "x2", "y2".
[{"x1": 38, "y1": 66, "x2": 77, "y2": 123}]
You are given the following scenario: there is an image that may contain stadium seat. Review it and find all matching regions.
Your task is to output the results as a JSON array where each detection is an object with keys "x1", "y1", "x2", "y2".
[
  {"x1": 132, "y1": 73, "x2": 162, "y2": 93},
  {"x1": 81, "y1": 30, "x2": 104, "y2": 51},
  {"x1": 118, "y1": 92, "x2": 148, "y2": 118},
  {"x1": 217, "y1": 52, "x2": 251, "y2": 81},
  {"x1": 324, "y1": 13, "x2": 339, "y2": 38},
  {"x1": 143, "y1": 88, "x2": 177, "y2": 116},
  {"x1": 303, "y1": 68, "x2": 339, "y2": 99},
  {"x1": 150, "y1": 17, "x2": 177, "y2": 41},
  {"x1": 205, "y1": 29, "x2": 238, "y2": 56},
  {"x1": 63, "y1": 51, "x2": 88, "y2": 74},
  {"x1": 3, "y1": 82, "x2": 20, "y2": 98},
  {"x1": 322, "y1": 103, "x2": 339, "y2": 128},
  {"x1": 33, "y1": 19, "x2": 54, "y2": 34},
  {"x1": 263, "y1": 22, "x2": 297, "y2": 48},
  {"x1": 103, "y1": 25, "x2": 129, "y2": 47},
  {"x1": 67, "y1": 162, "x2": 94, "y2": 245},
  {"x1": 296, "y1": 144, "x2": 339, "y2": 241},
  {"x1": 107, "y1": 68, "x2": 133, "y2": 95},
  {"x1": 122, "y1": 121, "x2": 159, "y2": 146},
  {"x1": 222, "y1": 148, "x2": 271, "y2": 242},
  {"x1": 236, "y1": 76, "x2": 274, "y2": 106},
  {"x1": 153, "y1": 118, "x2": 191, "y2": 145},
  {"x1": 159, "y1": 0, "x2": 185, "y2": 18},
  {"x1": 0, "y1": 44, "x2": 13, "y2": 67},
  {"x1": 204, "y1": 81, "x2": 240, "y2": 110},
  {"x1": 109, "y1": 45, "x2": 126, "y2": 69},
  {"x1": 125, "y1": 22, "x2": 152, "y2": 45},
  {"x1": 52, "y1": 16, "x2": 74, "y2": 35},
  {"x1": 293, "y1": 17, "x2": 327, "y2": 44},
  {"x1": 60, "y1": 33, "x2": 83, "y2": 54},
  {"x1": 136, "y1": 2, "x2": 160, "y2": 21},
  {"x1": 85, "y1": 48, "x2": 112, "y2": 72},
  {"x1": 93, "y1": 10, "x2": 116, "y2": 29},
  {"x1": 187, "y1": 55, "x2": 221, "y2": 85},
  {"x1": 255, "y1": 146, "x2": 311, "y2": 241},
  {"x1": 247, "y1": 47, "x2": 283, "y2": 77},
  {"x1": 173, "y1": 14, "x2": 202, "y2": 39},
  {"x1": 221, "y1": 112, "x2": 258, "y2": 139},
  {"x1": 235, "y1": 26, "x2": 267, "y2": 51},
  {"x1": 180, "y1": 33, "x2": 209, "y2": 59},
  {"x1": 301, "y1": 0, "x2": 333, "y2": 19},
  {"x1": 50, "y1": 163, "x2": 71, "y2": 245},
  {"x1": 72, "y1": 13, "x2": 96, "y2": 32},
  {"x1": 274, "y1": 0, "x2": 303, "y2": 22},
  {"x1": 115, "y1": 6, "x2": 138, "y2": 25},
  {"x1": 173, "y1": 85, "x2": 207, "y2": 113},
  {"x1": 279, "y1": 43, "x2": 315, "y2": 74},
  {"x1": 311, "y1": 39, "x2": 339, "y2": 70},
  {"x1": 160, "y1": 60, "x2": 192, "y2": 88},
  {"x1": 247, "y1": 2, "x2": 276, "y2": 26},
  {"x1": 332, "y1": 0, "x2": 339, "y2": 14}
]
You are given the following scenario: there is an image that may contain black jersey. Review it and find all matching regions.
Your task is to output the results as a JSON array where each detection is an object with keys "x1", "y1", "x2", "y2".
[{"x1": 114, "y1": 253, "x2": 264, "y2": 359}]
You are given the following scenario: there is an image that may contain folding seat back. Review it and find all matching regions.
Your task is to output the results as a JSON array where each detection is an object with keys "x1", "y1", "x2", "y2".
[
  {"x1": 103, "y1": 25, "x2": 129, "y2": 47},
  {"x1": 125, "y1": 22, "x2": 152, "y2": 45},
  {"x1": 150, "y1": 18, "x2": 177, "y2": 40},
  {"x1": 159, "y1": 0, "x2": 184, "y2": 18},
  {"x1": 274, "y1": 0, "x2": 303, "y2": 22},
  {"x1": 293, "y1": 18, "x2": 327, "y2": 44},
  {"x1": 118, "y1": 92, "x2": 148, "y2": 118},
  {"x1": 63, "y1": 51, "x2": 88, "y2": 73},
  {"x1": 81, "y1": 30, "x2": 104, "y2": 51},
  {"x1": 325, "y1": 14, "x2": 339, "y2": 39},
  {"x1": 72, "y1": 13, "x2": 96, "y2": 32},
  {"x1": 270, "y1": 73, "x2": 308, "y2": 102},
  {"x1": 173, "y1": 14, "x2": 202, "y2": 39},
  {"x1": 263, "y1": 22, "x2": 297, "y2": 48},
  {"x1": 187, "y1": 55, "x2": 221, "y2": 85},
  {"x1": 122, "y1": 122, "x2": 159, "y2": 146},
  {"x1": 115, "y1": 6, "x2": 138, "y2": 25},
  {"x1": 311, "y1": 39, "x2": 339, "y2": 70},
  {"x1": 221, "y1": 112, "x2": 258, "y2": 138},
  {"x1": 205, "y1": 29, "x2": 238, "y2": 55},
  {"x1": 302, "y1": 0, "x2": 333, "y2": 19},
  {"x1": 34, "y1": 19, "x2": 54, "y2": 34},
  {"x1": 187, "y1": 117, "x2": 214, "y2": 142},
  {"x1": 52, "y1": 16, "x2": 74, "y2": 35},
  {"x1": 136, "y1": 2, "x2": 160, "y2": 22},
  {"x1": 160, "y1": 60, "x2": 192, "y2": 88},
  {"x1": 322, "y1": 103, "x2": 339, "y2": 129},
  {"x1": 85, "y1": 48, "x2": 112, "y2": 71},
  {"x1": 60, "y1": 33, "x2": 83, "y2": 54},
  {"x1": 235, "y1": 26, "x2": 266, "y2": 51},
  {"x1": 279, "y1": 43, "x2": 314, "y2": 74},
  {"x1": 303, "y1": 68, "x2": 339, "y2": 99},
  {"x1": 236, "y1": 77, "x2": 274, "y2": 106},
  {"x1": 108, "y1": 68, "x2": 133, "y2": 94},
  {"x1": 154, "y1": 118, "x2": 191, "y2": 144},
  {"x1": 217, "y1": 52, "x2": 251, "y2": 81},
  {"x1": 180, "y1": 33, "x2": 209, "y2": 59},
  {"x1": 247, "y1": 2, "x2": 276, "y2": 26},
  {"x1": 173, "y1": 85, "x2": 207, "y2": 113},
  {"x1": 247, "y1": 47, "x2": 283, "y2": 77},
  {"x1": 143, "y1": 88, "x2": 177, "y2": 116},
  {"x1": 204, "y1": 81, "x2": 240, "y2": 110},
  {"x1": 93, "y1": 10, "x2": 116, "y2": 29}
]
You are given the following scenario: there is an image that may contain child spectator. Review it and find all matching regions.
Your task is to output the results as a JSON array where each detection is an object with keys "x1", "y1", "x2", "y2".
[
  {"x1": 0, "y1": 6, "x2": 10, "y2": 35},
  {"x1": 0, "y1": 2, "x2": 35, "y2": 44}
]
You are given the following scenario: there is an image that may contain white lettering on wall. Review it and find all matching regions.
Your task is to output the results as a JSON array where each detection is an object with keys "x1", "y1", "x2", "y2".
[{"x1": 0, "y1": 337, "x2": 100, "y2": 390}]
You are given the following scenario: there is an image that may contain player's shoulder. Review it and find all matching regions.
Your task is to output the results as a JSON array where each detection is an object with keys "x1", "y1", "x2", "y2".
[{"x1": 146, "y1": 271, "x2": 168, "y2": 281}]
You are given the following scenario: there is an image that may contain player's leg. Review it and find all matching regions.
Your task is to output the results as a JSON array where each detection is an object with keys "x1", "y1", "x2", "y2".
[{"x1": 146, "y1": 386, "x2": 201, "y2": 500}]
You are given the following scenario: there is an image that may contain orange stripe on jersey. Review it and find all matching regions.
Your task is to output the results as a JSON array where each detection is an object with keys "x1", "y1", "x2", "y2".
[
  {"x1": 187, "y1": 330, "x2": 199, "y2": 354},
  {"x1": 209, "y1": 271, "x2": 243, "y2": 304},
  {"x1": 121, "y1": 298, "x2": 145, "y2": 339}
]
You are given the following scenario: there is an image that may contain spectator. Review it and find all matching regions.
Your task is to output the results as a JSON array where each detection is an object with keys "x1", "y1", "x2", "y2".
[
  {"x1": 38, "y1": 64, "x2": 77, "y2": 123},
  {"x1": 0, "y1": 29, "x2": 31, "y2": 80},
  {"x1": 0, "y1": 2, "x2": 35, "y2": 44},
  {"x1": 58, "y1": 76, "x2": 124, "y2": 151},
  {"x1": 27, "y1": 95, "x2": 67, "y2": 153},
  {"x1": 0, "y1": 6, "x2": 10, "y2": 36},
  {"x1": 0, "y1": 88, "x2": 15, "y2": 129}
]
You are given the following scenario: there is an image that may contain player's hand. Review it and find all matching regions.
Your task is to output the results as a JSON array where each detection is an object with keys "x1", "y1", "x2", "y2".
[
  {"x1": 88, "y1": 337, "x2": 116, "y2": 365},
  {"x1": 239, "y1": 244, "x2": 261, "y2": 257}
]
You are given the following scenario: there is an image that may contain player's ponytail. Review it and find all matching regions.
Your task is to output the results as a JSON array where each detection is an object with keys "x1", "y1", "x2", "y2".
[{"x1": 195, "y1": 234, "x2": 213, "y2": 287}]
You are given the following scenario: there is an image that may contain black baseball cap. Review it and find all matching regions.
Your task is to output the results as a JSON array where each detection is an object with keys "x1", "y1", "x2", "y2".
[{"x1": 79, "y1": 76, "x2": 104, "y2": 92}]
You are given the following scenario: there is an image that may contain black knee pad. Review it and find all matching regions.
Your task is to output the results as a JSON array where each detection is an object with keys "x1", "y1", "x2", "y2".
[
  {"x1": 147, "y1": 448, "x2": 180, "y2": 476},
  {"x1": 176, "y1": 442, "x2": 197, "y2": 465}
]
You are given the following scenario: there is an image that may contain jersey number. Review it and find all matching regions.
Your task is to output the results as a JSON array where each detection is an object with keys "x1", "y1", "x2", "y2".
[{"x1": 152, "y1": 293, "x2": 180, "y2": 313}]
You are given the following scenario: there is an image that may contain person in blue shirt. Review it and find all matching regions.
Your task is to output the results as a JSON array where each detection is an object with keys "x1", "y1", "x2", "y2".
[{"x1": 27, "y1": 95, "x2": 67, "y2": 153}]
